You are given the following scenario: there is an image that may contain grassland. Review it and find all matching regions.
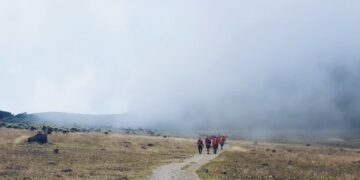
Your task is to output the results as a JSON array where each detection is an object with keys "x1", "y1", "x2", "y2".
[
  {"x1": 0, "y1": 128, "x2": 195, "y2": 179},
  {"x1": 197, "y1": 141, "x2": 360, "y2": 180}
]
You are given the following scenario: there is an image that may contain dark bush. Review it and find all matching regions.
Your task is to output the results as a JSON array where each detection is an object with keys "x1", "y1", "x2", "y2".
[
  {"x1": 30, "y1": 126, "x2": 37, "y2": 131},
  {"x1": 46, "y1": 127, "x2": 54, "y2": 134},
  {"x1": 70, "y1": 128, "x2": 79, "y2": 133},
  {"x1": 62, "y1": 130, "x2": 69, "y2": 134}
]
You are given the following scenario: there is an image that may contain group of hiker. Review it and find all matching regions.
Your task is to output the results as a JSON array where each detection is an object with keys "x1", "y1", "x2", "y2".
[{"x1": 197, "y1": 135, "x2": 227, "y2": 155}]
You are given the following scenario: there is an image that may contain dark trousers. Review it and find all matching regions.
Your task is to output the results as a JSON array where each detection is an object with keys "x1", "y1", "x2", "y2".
[
  {"x1": 206, "y1": 145, "x2": 211, "y2": 154},
  {"x1": 213, "y1": 145, "x2": 218, "y2": 154},
  {"x1": 198, "y1": 145, "x2": 203, "y2": 154}
]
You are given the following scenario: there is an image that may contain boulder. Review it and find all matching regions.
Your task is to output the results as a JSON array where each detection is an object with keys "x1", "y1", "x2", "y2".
[
  {"x1": 62, "y1": 168, "x2": 73, "y2": 173},
  {"x1": 28, "y1": 132, "x2": 48, "y2": 144}
]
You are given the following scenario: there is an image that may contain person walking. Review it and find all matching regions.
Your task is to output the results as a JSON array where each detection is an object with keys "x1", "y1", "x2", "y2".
[
  {"x1": 205, "y1": 136, "x2": 211, "y2": 154},
  {"x1": 219, "y1": 135, "x2": 225, "y2": 150},
  {"x1": 212, "y1": 136, "x2": 218, "y2": 154},
  {"x1": 197, "y1": 138, "x2": 204, "y2": 154}
]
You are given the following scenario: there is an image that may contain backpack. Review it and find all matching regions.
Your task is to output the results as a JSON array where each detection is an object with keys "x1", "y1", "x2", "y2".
[{"x1": 212, "y1": 138, "x2": 218, "y2": 145}]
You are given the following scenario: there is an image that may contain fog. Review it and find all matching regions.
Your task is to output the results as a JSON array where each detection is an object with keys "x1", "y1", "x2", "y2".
[{"x1": 1, "y1": 1, "x2": 360, "y2": 131}]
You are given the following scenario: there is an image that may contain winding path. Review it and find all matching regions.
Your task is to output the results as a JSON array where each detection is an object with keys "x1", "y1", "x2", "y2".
[{"x1": 149, "y1": 151, "x2": 221, "y2": 180}]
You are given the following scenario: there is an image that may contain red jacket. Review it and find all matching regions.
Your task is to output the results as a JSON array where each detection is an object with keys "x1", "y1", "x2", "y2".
[
  {"x1": 219, "y1": 136, "x2": 224, "y2": 144},
  {"x1": 212, "y1": 137, "x2": 218, "y2": 146}
]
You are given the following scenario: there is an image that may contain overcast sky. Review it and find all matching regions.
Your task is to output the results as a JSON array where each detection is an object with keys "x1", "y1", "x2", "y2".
[{"x1": 1, "y1": 1, "x2": 360, "y2": 128}]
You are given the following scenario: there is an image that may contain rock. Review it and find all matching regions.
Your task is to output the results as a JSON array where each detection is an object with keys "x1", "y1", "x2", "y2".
[
  {"x1": 147, "y1": 143, "x2": 154, "y2": 147},
  {"x1": 204, "y1": 168, "x2": 209, "y2": 173},
  {"x1": 221, "y1": 170, "x2": 227, "y2": 174},
  {"x1": 272, "y1": 149, "x2": 276, "y2": 153},
  {"x1": 261, "y1": 162, "x2": 268, "y2": 166},
  {"x1": 116, "y1": 176, "x2": 128, "y2": 180},
  {"x1": 28, "y1": 132, "x2": 48, "y2": 144},
  {"x1": 62, "y1": 168, "x2": 73, "y2": 173}
]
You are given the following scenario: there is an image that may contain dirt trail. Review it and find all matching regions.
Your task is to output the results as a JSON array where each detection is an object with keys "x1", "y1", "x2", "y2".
[
  {"x1": 149, "y1": 144, "x2": 249, "y2": 180},
  {"x1": 149, "y1": 150, "x2": 221, "y2": 180},
  {"x1": 13, "y1": 135, "x2": 28, "y2": 145}
]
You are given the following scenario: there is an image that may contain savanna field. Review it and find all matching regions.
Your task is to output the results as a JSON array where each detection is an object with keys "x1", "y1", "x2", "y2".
[
  {"x1": 1, "y1": 128, "x2": 360, "y2": 180},
  {"x1": 0, "y1": 128, "x2": 194, "y2": 179},
  {"x1": 197, "y1": 141, "x2": 360, "y2": 180}
]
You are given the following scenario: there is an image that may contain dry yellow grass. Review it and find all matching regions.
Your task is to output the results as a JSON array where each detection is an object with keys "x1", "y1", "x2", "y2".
[
  {"x1": 197, "y1": 141, "x2": 360, "y2": 180},
  {"x1": 0, "y1": 128, "x2": 195, "y2": 179}
]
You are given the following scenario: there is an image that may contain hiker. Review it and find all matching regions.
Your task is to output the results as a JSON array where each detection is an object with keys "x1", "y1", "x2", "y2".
[
  {"x1": 197, "y1": 138, "x2": 204, "y2": 154},
  {"x1": 205, "y1": 136, "x2": 211, "y2": 154},
  {"x1": 212, "y1": 136, "x2": 218, "y2": 154},
  {"x1": 219, "y1": 135, "x2": 226, "y2": 150}
]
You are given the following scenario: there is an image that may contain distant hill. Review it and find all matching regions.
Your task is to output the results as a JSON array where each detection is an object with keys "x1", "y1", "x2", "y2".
[
  {"x1": 31, "y1": 112, "x2": 129, "y2": 128},
  {"x1": 0, "y1": 110, "x2": 140, "y2": 129},
  {"x1": 0, "y1": 110, "x2": 12, "y2": 119},
  {"x1": 0, "y1": 110, "x2": 161, "y2": 136}
]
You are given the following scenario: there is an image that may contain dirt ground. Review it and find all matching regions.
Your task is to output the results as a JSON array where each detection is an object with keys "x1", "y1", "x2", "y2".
[
  {"x1": 149, "y1": 151, "x2": 220, "y2": 180},
  {"x1": 197, "y1": 141, "x2": 360, "y2": 180},
  {"x1": 0, "y1": 128, "x2": 195, "y2": 180}
]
